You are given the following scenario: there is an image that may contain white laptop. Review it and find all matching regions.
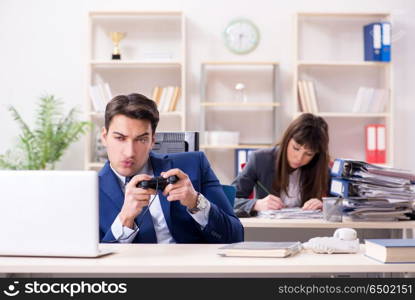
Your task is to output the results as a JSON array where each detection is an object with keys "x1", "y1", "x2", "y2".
[{"x1": 0, "y1": 170, "x2": 110, "y2": 257}]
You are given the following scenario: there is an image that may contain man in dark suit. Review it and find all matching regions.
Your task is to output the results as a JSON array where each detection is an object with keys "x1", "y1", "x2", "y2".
[{"x1": 99, "y1": 93, "x2": 243, "y2": 243}]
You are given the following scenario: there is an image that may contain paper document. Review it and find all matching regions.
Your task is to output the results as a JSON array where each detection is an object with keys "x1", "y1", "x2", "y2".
[{"x1": 258, "y1": 208, "x2": 323, "y2": 219}]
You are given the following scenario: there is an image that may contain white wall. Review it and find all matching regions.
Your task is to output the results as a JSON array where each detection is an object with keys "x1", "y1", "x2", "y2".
[{"x1": 0, "y1": 0, "x2": 414, "y2": 175}]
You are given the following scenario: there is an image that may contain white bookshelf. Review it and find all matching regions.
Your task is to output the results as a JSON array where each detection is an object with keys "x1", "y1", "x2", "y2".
[
  {"x1": 297, "y1": 61, "x2": 389, "y2": 67},
  {"x1": 200, "y1": 144, "x2": 271, "y2": 150},
  {"x1": 85, "y1": 11, "x2": 186, "y2": 169},
  {"x1": 293, "y1": 11, "x2": 394, "y2": 165},
  {"x1": 297, "y1": 11, "x2": 391, "y2": 17},
  {"x1": 201, "y1": 102, "x2": 281, "y2": 107},
  {"x1": 294, "y1": 112, "x2": 390, "y2": 118},
  {"x1": 200, "y1": 61, "x2": 281, "y2": 183},
  {"x1": 90, "y1": 61, "x2": 182, "y2": 67},
  {"x1": 87, "y1": 162, "x2": 105, "y2": 170}
]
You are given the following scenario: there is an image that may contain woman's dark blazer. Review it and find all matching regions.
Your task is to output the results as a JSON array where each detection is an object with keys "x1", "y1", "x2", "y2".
[
  {"x1": 232, "y1": 146, "x2": 331, "y2": 217},
  {"x1": 232, "y1": 147, "x2": 278, "y2": 217}
]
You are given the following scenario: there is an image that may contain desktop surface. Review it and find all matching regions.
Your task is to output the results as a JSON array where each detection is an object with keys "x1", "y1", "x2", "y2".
[
  {"x1": 239, "y1": 218, "x2": 415, "y2": 229},
  {"x1": 0, "y1": 244, "x2": 414, "y2": 276}
]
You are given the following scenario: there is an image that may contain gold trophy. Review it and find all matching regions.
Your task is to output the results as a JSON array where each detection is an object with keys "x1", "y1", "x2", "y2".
[{"x1": 109, "y1": 32, "x2": 126, "y2": 60}]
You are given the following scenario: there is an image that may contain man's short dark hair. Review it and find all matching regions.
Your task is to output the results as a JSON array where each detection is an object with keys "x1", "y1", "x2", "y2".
[{"x1": 104, "y1": 93, "x2": 159, "y2": 133}]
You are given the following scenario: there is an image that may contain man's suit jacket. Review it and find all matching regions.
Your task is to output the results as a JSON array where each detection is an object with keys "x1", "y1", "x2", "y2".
[{"x1": 99, "y1": 151, "x2": 244, "y2": 243}]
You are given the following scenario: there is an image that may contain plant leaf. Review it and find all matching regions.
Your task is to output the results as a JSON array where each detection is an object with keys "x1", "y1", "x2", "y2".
[{"x1": 0, "y1": 94, "x2": 91, "y2": 170}]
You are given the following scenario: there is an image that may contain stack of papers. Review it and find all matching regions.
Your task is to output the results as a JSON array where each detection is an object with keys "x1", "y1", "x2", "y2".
[
  {"x1": 366, "y1": 166, "x2": 415, "y2": 182},
  {"x1": 258, "y1": 208, "x2": 323, "y2": 219},
  {"x1": 331, "y1": 159, "x2": 415, "y2": 221},
  {"x1": 342, "y1": 198, "x2": 413, "y2": 221},
  {"x1": 341, "y1": 180, "x2": 415, "y2": 200}
]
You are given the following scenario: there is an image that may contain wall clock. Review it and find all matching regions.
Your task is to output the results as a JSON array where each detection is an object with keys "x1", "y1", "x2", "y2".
[{"x1": 223, "y1": 18, "x2": 260, "y2": 54}]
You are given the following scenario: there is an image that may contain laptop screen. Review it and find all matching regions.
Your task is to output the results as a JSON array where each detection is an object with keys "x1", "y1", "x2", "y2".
[{"x1": 0, "y1": 170, "x2": 100, "y2": 257}]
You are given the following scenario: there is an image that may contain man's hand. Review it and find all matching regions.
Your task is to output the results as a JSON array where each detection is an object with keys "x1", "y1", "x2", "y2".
[
  {"x1": 118, "y1": 174, "x2": 156, "y2": 229},
  {"x1": 253, "y1": 195, "x2": 285, "y2": 211},
  {"x1": 302, "y1": 198, "x2": 323, "y2": 210},
  {"x1": 161, "y1": 169, "x2": 198, "y2": 210}
]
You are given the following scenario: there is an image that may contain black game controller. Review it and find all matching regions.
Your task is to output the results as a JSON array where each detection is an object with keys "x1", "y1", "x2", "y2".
[{"x1": 137, "y1": 175, "x2": 179, "y2": 190}]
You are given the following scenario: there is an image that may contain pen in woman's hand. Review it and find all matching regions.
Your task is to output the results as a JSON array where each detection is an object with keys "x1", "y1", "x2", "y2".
[{"x1": 257, "y1": 180, "x2": 271, "y2": 195}]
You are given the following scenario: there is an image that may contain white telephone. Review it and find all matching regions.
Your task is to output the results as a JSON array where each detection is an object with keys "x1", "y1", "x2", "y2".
[{"x1": 302, "y1": 228, "x2": 360, "y2": 254}]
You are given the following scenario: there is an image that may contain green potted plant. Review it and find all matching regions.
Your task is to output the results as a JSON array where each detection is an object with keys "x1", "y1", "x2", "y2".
[{"x1": 0, "y1": 94, "x2": 91, "y2": 170}]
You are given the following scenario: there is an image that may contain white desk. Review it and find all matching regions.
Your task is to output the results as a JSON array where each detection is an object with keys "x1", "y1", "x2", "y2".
[
  {"x1": 1, "y1": 244, "x2": 414, "y2": 277},
  {"x1": 240, "y1": 218, "x2": 415, "y2": 239},
  {"x1": 240, "y1": 218, "x2": 415, "y2": 229}
]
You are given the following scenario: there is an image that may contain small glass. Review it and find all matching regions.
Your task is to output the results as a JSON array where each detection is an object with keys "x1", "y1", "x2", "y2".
[{"x1": 323, "y1": 197, "x2": 343, "y2": 222}]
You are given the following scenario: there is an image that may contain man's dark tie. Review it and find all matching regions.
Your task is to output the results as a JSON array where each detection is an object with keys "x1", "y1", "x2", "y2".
[
  {"x1": 124, "y1": 176, "x2": 133, "y2": 186},
  {"x1": 124, "y1": 175, "x2": 157, "y2": 243}
]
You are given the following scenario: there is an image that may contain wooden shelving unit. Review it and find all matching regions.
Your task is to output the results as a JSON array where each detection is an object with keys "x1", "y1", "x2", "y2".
[
  {"x1": 293, "y1": 11, "x2": 394, "y2": 165},
  {"x1": 297, "y1": 60, "x2": 390, "y2": 67},
  {"x1": 200, "y1": 61, "x2": 281, "y2": 183},
  {"x1": 201, "y1": 102, "x2": 281, "y2": 107},
  {"x1": 85, "y1": 11, "x2": 186, "y2": 169},
  {"x1": 200, "y1": 144, "x2": 272, "y2": 150},
  {"x1": 90, "y1": 61, "x2": 182, "y2": 67}
]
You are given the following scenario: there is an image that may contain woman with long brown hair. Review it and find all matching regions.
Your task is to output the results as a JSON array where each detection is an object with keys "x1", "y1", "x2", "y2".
[{"x1": 232, "y1": 113, "x2": 330, "y2": 217}]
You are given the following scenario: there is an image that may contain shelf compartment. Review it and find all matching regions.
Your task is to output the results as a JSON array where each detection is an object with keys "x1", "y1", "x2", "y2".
[
  {"x1": 201, "y1": 102, "x2": 280, "y2": 107},
  {"x1": 90, "y1": 61, "x2": 182, "y2": 68},
  {"x1": 201, "y1": 144, "x2": 272, "y2": 150},
  {"x1": 297, "y1": 61, "x2": 390, "y2": 67}
]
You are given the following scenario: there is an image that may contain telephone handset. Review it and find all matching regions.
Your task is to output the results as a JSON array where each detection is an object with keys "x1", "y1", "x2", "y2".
[
  {"x1": 333, "y1": 228, "x2": 357, "y2": 241},
  {"x1": 302, "y1": 228, "x2": 360, "y2": 254}
]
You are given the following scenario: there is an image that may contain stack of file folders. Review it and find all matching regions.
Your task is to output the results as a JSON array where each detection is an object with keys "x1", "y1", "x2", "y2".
[{"x1": 330, "y1": 159, "x2": 415, "y2": 221}]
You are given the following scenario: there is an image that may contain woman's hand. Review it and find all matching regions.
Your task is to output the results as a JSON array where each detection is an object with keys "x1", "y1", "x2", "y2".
[
  {"x1": 254, "y1": 195, "x2": 286, "y2": 211},
  {"x1": 302, "y1": 198, "x2": 323, "y2": 210}
]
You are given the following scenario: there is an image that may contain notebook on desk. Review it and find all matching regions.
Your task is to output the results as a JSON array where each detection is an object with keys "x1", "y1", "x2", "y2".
[
  {"x1": 0, "y1": 170, "x2": 111, "y2": 257},
  {"x1": 218, "y1": 241, "x2": 302, "y2": 258}
]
